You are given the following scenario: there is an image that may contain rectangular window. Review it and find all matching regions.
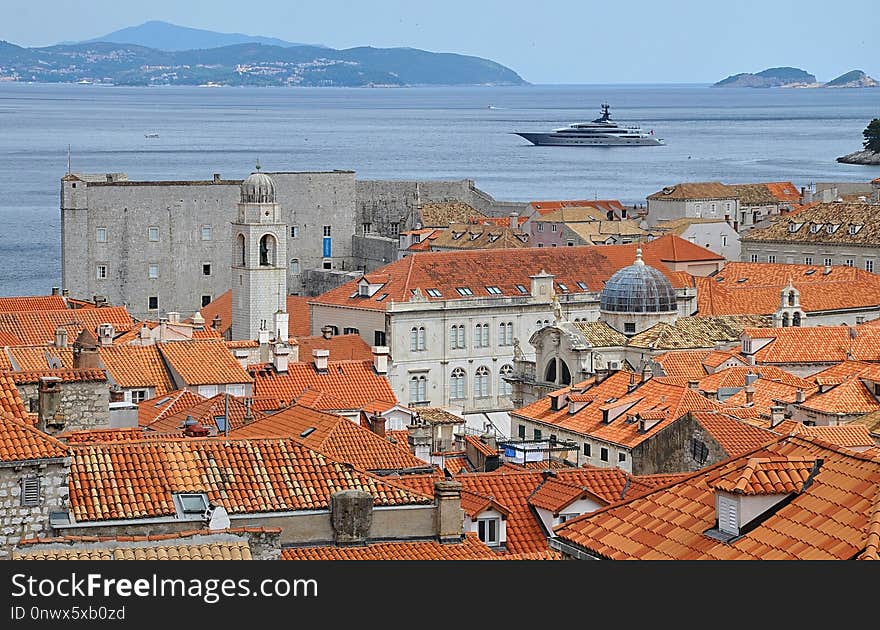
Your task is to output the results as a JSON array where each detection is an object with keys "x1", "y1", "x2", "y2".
[
  {"x1": 477, "y1": 518, "x2": 500, "y2": 546},
  {"x1": 363, "y1": 223, "x2": 372, "y2": 234},
  {"x1": 290, "y1": 226, "x2": 299, "y2": 238},
  {"x1": 131, "y1": 389, "x2": 147, "y2": 404},
  {"x1": 804, "y1": 256, "x2": 813, "y2": 266},
  {"x1": 96, "y1": 264, "x2": 107, "y2": 280},
  {"x1": 148, "y1": 226, "x2": 159, "y2": 242},
  {"x1": 202, "y1": 263, "x2": 212, "y2": 276},
  {"x1": 148, "y1": 296, "x2": 158, "y2": 310},
  {"x1": 201, "y1": 295, "x2": 212, "y2": 308},
  {"x1": 567, "y1": 241, "x2": 574, "y2": 247},
  {"x1": 374, "y1": 330, "x2": 386, "y2": 346},
  {"x1": 290, "y1": 259, "x2": 300, "y2": 274},
  {"x1": 534, "y1": 428, "x2": 542, "y2": 440},
  {"x1": 323, "y1": 260, "x2": 332, "y2": 270},
  {"x1": 624, "y1": 322, "x2": 636, "y2": 334},
  {"x1": 456, "y1": 287, "x2": 473, "y2": 296},
  {"x1": 551, "y1": 223, "x2": 558, "y2": 232},
  {"x1": 537, "y1": 223, "x2": 544, "y2": 232},
  {"x1": 824, "y1": 258, "x2": 833, "y2": 267},
  {"x1": 486, "y1": 286, "x2": 502, "y2": 295},
  {"x1": 390, "y1": 222, "x2": 400, "y2": 236},
  {"x1": 95, "y1": 227, "x2": 107, "y2": 243},
  {"x1": 691, "y1": 438, "x2": 709, "y2": 464},
  {"x1": 721, "y1": 235, "x2": 728, "y2": 246},
  {"x1": 600, "y1": 447, "x2": 609, "y2": 462},
  {"x1": 537, "y1": 243, "x2": 544, "y2": 248},
  {"x1": 426, "y1": 288, "x2": 442, "y2": 298},
  {"x1": 768, "y1": 255, "x2": 776, "y2": 263},
  {"x1": 343, "y1": 327, "x2": 359, "y2": 335},
  {"x1": 750, "y1": 254, "x2": 758, "y2": 263},
  {"x1": 323, "y1": 225, "x2": 331, "y2": 237},
  {"x1": 515, "y1": 284, "x2": 528, "y2": 294},
  {"x1": 20, "y1": 477, "x2": 40, "y2": 507},
  {"x1": 518, "y1": 425, "x2": 526, "y2": 438},
  {"x1": 201, "y1": 225, "x2": 212, "y2": 241},
  {"x1": 618, "y1": 452, "x2": 626, "y2": 463},
  {"x1": 583, "y1": 443, "x2": 591, "y2": 456},
  {"x1": 866, "y1": 260, "x2": 874, "y2": 273},
  {"x1": 845, "y1": 259, "x2": 854, "y2": 267},
  {"x1": 148, "y1": 263, "x2": 158, "y2": 279}
]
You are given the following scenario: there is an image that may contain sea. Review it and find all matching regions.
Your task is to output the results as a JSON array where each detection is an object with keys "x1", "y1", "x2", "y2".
[{"x1": 0, "y1": 82, "x2": 878, "y2": 297}]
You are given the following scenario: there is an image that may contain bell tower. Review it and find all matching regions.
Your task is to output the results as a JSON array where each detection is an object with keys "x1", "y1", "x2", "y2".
[
  {"x1": 773, "y1": 277, "x2": 805, "y2": 328},
  {"x1": 231, "y1": 165, "x2": 288, "y2": 341}
]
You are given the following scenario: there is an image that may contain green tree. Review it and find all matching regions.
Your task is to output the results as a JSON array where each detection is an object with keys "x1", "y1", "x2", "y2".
[{"x1": 864, "y1": 118, "x2": 880, "y2": 152}]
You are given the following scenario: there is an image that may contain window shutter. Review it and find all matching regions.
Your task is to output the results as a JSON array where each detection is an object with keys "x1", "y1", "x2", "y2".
[{"x1": 21, "y1": 477, "x2": 40, "y2": 507}]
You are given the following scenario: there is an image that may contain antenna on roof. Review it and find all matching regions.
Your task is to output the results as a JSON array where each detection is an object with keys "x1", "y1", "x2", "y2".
[
  {"x1": 67, "y1": 144, "x2": 71, "y2": 175},
  {"x1": 255, "y1": 159, "x2": 262, "y2": 171}
]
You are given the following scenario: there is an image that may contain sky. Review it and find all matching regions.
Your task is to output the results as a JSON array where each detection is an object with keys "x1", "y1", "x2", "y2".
[{"x1": 2, "y1": 0, "x2": 878, "y2": 84}]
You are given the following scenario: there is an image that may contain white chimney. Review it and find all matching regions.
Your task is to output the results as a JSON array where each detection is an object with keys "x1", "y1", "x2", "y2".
[
  {"x1": 372, "y1": 346, "x2": 390, "y2": 375},
  {"x1": 313, "y1": 348, "x2": 329, "y2": 373},
  {"x1": 509, "y1": 212, "x2": 519, "y2": 229},
  {"x1": 273, "y1": 343, "x2": 290, "y2": 373},
  {"x1": 97, "y1": 323, "x2": 115, "y2": 347},
  {"x1": 234, "y1": 349, "x2": 250, "y2": 371},
  {"x1": 274, "y1": 310, "x2": 289, "y2": 342},
  {"x1": 770, "y1": 405, "x2": 785, "y2": 428},
  {"x1": 138, "y1": 325, "x2": 153, "y2": 346},
  {"x1": 258, "y1": 328, "x2": 271, "y2": 345},
  {"x1": 167, "y1": 311, "x2": 180, "y2": 324},
  {"x1": 158, "y1": 318, "x2": 168, "y2": 343},
  {"x1": 54, "y1": 327, "x2": 68, "y2": 349}
]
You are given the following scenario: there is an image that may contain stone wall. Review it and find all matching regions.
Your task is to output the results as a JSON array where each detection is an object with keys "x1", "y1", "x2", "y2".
[
  {"x1": 301, "y1": 269, "x2": 361, "y2": 297},
  {"x1": 352, "y1": 234, "x2": 399, "y2": 272},
  {"x1": 17, "y1": 380, "x2": 110, "y2": 434},
  {"x1": 630, "y1": 412, "x2": 728, "y2": 475},
  {"x1": 0, "y1": 459, "x2": 70, "y2": 560}
]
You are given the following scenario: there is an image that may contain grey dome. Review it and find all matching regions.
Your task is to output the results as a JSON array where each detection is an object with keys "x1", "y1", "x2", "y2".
[
  {"x1": 600, "y1": 250, "x2": 678, "y2": 313},
  {"x1": 240, "y1": 169, "x2": 276, "y2": 203}
]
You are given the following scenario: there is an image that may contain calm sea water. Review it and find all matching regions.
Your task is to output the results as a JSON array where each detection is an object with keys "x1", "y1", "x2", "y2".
[{"x1": 0, "y1": 82, "x2": 878, "y2": 296}]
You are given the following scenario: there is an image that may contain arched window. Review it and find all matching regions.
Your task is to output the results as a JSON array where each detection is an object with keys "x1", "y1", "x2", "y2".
[
  {"x1": 410, "y1": 326, "x2": 426, "y2": 351},
  {"x1": 289, "y1": 258, "x2": 300, "y2": 274},
  {"x1": 237, "y1": 234, "x2": 246, "y2": 267},
  {"x1": 793, "y1": 312, "x2": 802, "y2": 327},
  {"x1": 475, "y1": 323, "x2": 489, "y2": 347},
  {"x1": 559, "y1": 359, "x2": 571, "y2": 385},
  {"x1": 788, "y1": 291, "x2": 796, "y2": 306},
  {"x1": 450, "y1": 324, "x2": 465, "y2": 349},
  {"x1": 499, "y1": 322, "x2": 513, "y2": 346},
  {"x1": 259, "y1": 234, "x2": 276, "y2": 266},
  {"x1": 450, "y1": 368, "x2": 466, "y2": 399},
  {"x1": 475, "y1": 366, "x2": 491, "y2": 398},
  {"x1": 409, "y1": 375, "x2": 427, "y2": 403},
  {"x1": 545, "y1": 359, "x2": 557, "y2": 383},
  {"x1": 781, "y1": 313, "x2": 790, "y2": 327},
  {"x1": 499, "y1": 364, "x2": 514, "y2": 395}
]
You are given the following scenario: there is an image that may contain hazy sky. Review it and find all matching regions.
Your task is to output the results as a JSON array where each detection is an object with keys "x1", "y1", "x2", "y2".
[{"x1": 2, "y1": 0, "x2": 878, "y2": 83}]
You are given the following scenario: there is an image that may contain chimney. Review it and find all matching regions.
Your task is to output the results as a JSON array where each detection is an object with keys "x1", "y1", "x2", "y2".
[
  {"x1": 744, "y1": 385, "x2": 755, "y2": 405},
  {"x1": 234, "y1": 349, "x2": 250, "y2": 371},
  {"x1": 93, "y1": 295, "x2": 107, "y2": 307},
  {"x1": 51, "y1": 287, "x2": 60, "y2": 296},
  {"x1": 368, "y1": 413, "x2": 386, "y2": 437},
  {"x1": 158, "y1": 318, "x2": 168, "y2": 342},
  {"x1": 258, "y1": 328, "x2": 271, "y2": 346},
  {"x1": 744, "y1": 371, "x2": 759, "y2": 387},
  {"x1": 509, "y1": 212, "x2": 519, "y2": 229},
  {"x1": 330, "y1": 489, "x2": 373, "y2": 545},
  {"x1": 167, "y1": 311, "x2": 180, "y2": 324},
  {"x1": 72, "y1": 330, "x2": 100, "y2": 369},
  {"x1": 795, "y1": 389, "x2": 806, "y2": 403},
  {"x1": 213, "y1": 173, "x2": 221, "y2": 183},
  {"x1": 481, "y1": 432, "x2": 497, "y2": 452},
  {"x1": 109, "y1": 386, "x2": 124, "y2": 403},
  {"x1": 62, "y1": 289, "x2": 69, "y2": 297},
  {"x1": 274, "y1": 310, "x2": 289, "y2": 342},
  {"x1": 191, "y1": 311, "x2": 205, "y2": 331},
  {"x1": 138, "y1": 325, "x2": 153, "y2": 346},
  {"x1": 641, "y1": 362, "x2": 653, "y2": 383},
  {"x1": 54, "y1": 327, "x2": 68, "y2": 349},
  {"x1": 211, "y1": 314, "x2": 222, "y2": 331},
  {"x1": 321, "y1": 325, "x2": 334, "y2": 340},
  {"x1": 372, "y1": 346, "x2": 390, "y2": 375},
  {"x1": 529, "y1": 270, "x2": 554, "y2": 301},
  {"x1": 628, "y1": 371, "x2": 639, "y2": 393},
  {"x1": 313, "y1": 348, "x2": 329, "y2": 373},
  {"x1": 272, "y1": 342, "x2": 290, "y2": 374},
  {"x1": 407, "y1": 418, "x2": 432, "y2": 463},
  {"x1": 183, "y1": 416, "x2": 210, "y2": 437},
  {"x1": 37, "y1": 376, "x2": 64, "y2": 433},
  {"x1": 687, "y1": 379, "x2": 700, "y2": 390},
  {"x1": 434, "y1": 480, "x2": 464, "y2": 543},
  {"x1": 770, "y1": 405, "x2": 785, "y2": 428},
  {"x1": 97, "y1": 323, "x2": 114, "y2": 347}
]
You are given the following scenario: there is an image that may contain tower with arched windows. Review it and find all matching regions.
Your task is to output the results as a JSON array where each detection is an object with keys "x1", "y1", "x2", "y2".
[
  {"x1": 231, "y1": 167, "x2": 288, "y2": 341},
  {"x1": 773, "y1": 278, "x2": 805, "y2": 328}
]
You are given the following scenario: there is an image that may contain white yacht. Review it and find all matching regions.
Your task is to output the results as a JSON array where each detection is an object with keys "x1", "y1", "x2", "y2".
[{"x1": 513, "y1": 104, "x2": 663, "y2": 146}]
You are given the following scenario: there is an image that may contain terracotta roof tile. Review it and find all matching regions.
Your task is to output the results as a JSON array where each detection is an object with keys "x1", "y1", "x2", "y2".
[
  {"x1": 424, "y1": 223, "x2": 531, "y2": 250},
  {"x1": 528, "y1": 477, "x2": 608, "y2": 513},
  {"x1": 14, "y1": 541, "x2": 252, "y2": 560},
  {"x1": 697, "y1": 366, "x2": 813, "y2": 394},
  {"x1": 653, "y1": 349, "x2": 744, "y2": 379},
  {"x1": 0, "y1": 296, "x2": 68, "y2": 312},
  {"x1": 99, "y1": 345, "x2": 174, "y2": 393},
  {"x1": 68, "y1": 437, "x2": 431, "y2": 522},
  {"x1": 419, "y1": 202, "x2": 485, "y2": 227},
  {"x1": 710, "y1": 456, "x2": 817, "y2": 495},
  {"x1": 230, "y1": 404, "x2": 425, "y2": 471},
  {"x1": 59, "y1": 427, "x2": 183, "y2": 443},
  {"x1": 797, "y1": 375, "x2": 880, "y2": 415},
  {"x1": 743, "y1": 325, "x2": 880, "y2": 364},
  {"x1": 9, "y1": 368, "x2": 106, "y2": 384},
  {"x1": 529, "y1": 200, "x2": 625, "y2": 216},
  {"x1": 647, "y1": 182, "x2": 738, "y2": 201},
  {"x1": 157, "y1": 339, "x2": 252, "y2": 386},
  {"x1": 251, "y1": 360, "x2": 396, "y2": 412},
  {"x1": 463, "y1": 434, "x2": 499, "y2": 457},
  {"x1": 555, "y1": 435, "x2": 880, "y2": 559},
  {"x1": 773, "y1": 421, "x2": 876, "y2": 449},
  {"x1": 0, "y1": 307, "x2": 133, "y2": 346},
  {"x1": 148, "y1": 394, "x2": 265, "y2": 433},
  {"x1": 138, "y1": 390, "x2": 205, "y2": 427},
  {"x1": 196, "y1": 291, "x2": 310, "y2": 337},
  {"x1": 293, "y1": 334, "x2": 372, "y2": 362},
  {"x1": 627, "y1": 315, "x2": 770, "y2": 350},
  {"x1": 743, "y1": 202, "x2": 880, "y2": 246},
  {"x1": 4, "y1": 346, "x2": 74, "y2": 371},
  {"x1": 0, "y1": 409, "x2": 68, "y2": 462},
  {"x1": 311, "y1": 236, "x2": 703, "y2": 312},
  {"x1": 690, "y1": 411, "x2": 778, "y2": 456},
  {"x1": 0, "y1": 371, "x2": 30, "y2": 420},
  {"x1": 281, "y1": 533, "x2": 499, "y2": 560}
]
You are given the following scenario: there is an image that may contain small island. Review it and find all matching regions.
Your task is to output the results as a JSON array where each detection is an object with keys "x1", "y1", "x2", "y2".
[
  {"x1": 713, "y1": 66, "x2": 878, "y2": 88},
  {"x1": 837, "y1": 118, "x2": 880, "y2": 165}
]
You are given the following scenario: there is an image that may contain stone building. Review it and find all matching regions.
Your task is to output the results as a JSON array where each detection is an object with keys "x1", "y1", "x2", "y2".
[
  {"x1": 649, "y1": 218, "x2": 740, "y2": 261},
  {"x1": 645, "y1": 183, "x2": 740, "y2": 228},
  {"x1": 61, "y1": 170, "x2": 520, "y2": 320}
]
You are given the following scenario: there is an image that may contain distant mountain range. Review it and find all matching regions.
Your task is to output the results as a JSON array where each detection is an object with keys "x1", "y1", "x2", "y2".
[
  {"x1": 713, "y1": 66, "x2": 878, "y2": 88},
  {"x1": 0, "y1": 21, "x2": 527, "y2": 87}
]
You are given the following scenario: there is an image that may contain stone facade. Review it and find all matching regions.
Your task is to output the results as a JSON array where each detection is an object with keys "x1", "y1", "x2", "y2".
[
  {"x1": 17, "y1": 379, "x2": 110, "y2": 434},
  {"x1": 0, "y1": 459, "x2": 70, "y2": 560}
]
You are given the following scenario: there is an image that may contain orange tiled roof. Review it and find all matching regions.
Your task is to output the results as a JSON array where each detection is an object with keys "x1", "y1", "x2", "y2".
[
  {"x1": 196, "y1": 291, "x2": 311, "y2": 338},
  {"x1": 697, "y1": 366, "x2": 813, "y2": 394},
  {"x1": 797, "y1": 374, "x2": 880, "y2": 415},
  {"x1": 0, "y1": 307, "x2": 133, "y2": 346},
  {"x1": 773, "y1": 421, "x2": 876, "y2": 449},
  {"x1": 764, "y1": 181, "x2": 802, "y2": 203},
  {"x1": 652, "y1": 349, "x2": 738, "y2": 379},
  {"x1": 0, "y1": 295, "x2": 67, "y2": 312},
  {"x1": 697, "y1": 262, "x2": 880, "y2": 316},
  {"x1": 810, "y1": 360, "x2": 874, "y2": 385},
  {"x1": 0, "y1": 332, "x2": 22, "y2": 345},
  {"x1": 98, "y1": 345, "x2": 174, "y2": 394},
  {"x1": 513, "y1": 373, "x2": 720, "y2": 447},
  {"x1": 0, "y1": 371, "x2": 29, "y2": 420},
  {"x1": 14, "y1": 540, "x2": 252, "y2": 560},
  {"x1": 442, "y1": 453, "x2": 474, "y2": 474},
  {"x1": 293, "y1": 333, "x2": 372, "y2": 362},
  {"x1": 647, "y1": 182, "x2": 737, "y2": 201},
  {"x1": 251, "y1": 360, "x2": 397, "y2": 412},
  {"x1": 157, "y1": 339, "x2": 253, "y2": 386},
  {"x1": 0, "y1": 409, "x2": 68, "y2": 463},
  {"x1": 744, "y1": 325, "x2": 880, "y2": 364},
  {"x1": 230, "y1": 404, "x2": 425, "y2": 471},
  {"x1": 528, "y1": 477, "x2": 608, "y2": 513},
  {"x1": 59, "y1": 427, "x2": 183, "y2": 444},
  {"x1": 281, "y1": 532, "x2": 499, "y2": 560},
  {"x1": 723, "y1": 378, "x2": 818, "y2": 416},
  {"x1": 147, "y1": 394, "x2": 265, "y2": 433},
  {"x1": 5, "y1": 346, "x2": 74, "y2": 371},
  {"x1": 463, "y1": 434, "x2": 499, "y2": 457},
  {"x1": 710, "y1": 456, "x2": 816, "y2": 495},
  {"x1": 68, "y1": 437, "x2": 432, "y2": 522},
  {"x1": 690, "y1": 411, "x2": 777, "y2": 457},
  {"x1": 138, "y1": 390, "x2": 205, "y2": 427},
  {"x1": 9, "y1": 368, "x2": 106, "y2": 385},
  {"x1": 555, "y1": 434, "x2": 880, "y2": 559},
  {"x1": 311, "y1": 236, "x2": 706, "y2": 312}
]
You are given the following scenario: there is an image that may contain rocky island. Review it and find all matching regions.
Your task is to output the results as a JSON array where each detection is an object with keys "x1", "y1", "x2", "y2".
[
  {"x1": 825, "y1": 70, "x2": 879, "y2": 88},
  {"x1": 838, "y1": 118, "x2": 880, "y2": 165},
  {"x1": 713, "y1": 66, "x2": 878, "y2": 88}
]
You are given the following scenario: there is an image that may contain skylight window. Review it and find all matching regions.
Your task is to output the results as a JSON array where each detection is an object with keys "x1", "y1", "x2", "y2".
[
  {"x1": 558, "y1": 283, "x2": 569, "y2": 293},
  {"x1": 486, "y1": 286, "x2": 502, "y2": 295},
  {"x1": 737, "y1": 278, "x2": 748, "y2": 283},
  {"x1": 809, "y1": 224, "x2": 822, "y2": 233},
  {"x1": 174, "y1": 493, "x2": 209, "y2": 519},
  {"x1": 456, "y1": 287, "x2": 474, "y2": 296},
  {"x1": 788, "y1": 222, "x2": 803, "y2": 233},
  {"x1": 426, "y1": 288, "x2": 442, "y2": 298},
  {"x1": 849, "y1": 224, "x2": 863, "y2": 235},
  {"x1": 300, "y1": 427, "x2": 316, "y2": 438},
  {"x1": 515, "y1": 284, "x2": 529, "y2": 294},
  {"x1": 804, "y1": 269, "x2": 816, "y2": 276},
  {"x1": 576, "y1": 281, "x2": 588, "y2": 290},
  {"x1": 375, "y1": 293, "x2": 389, "y2": 302}
]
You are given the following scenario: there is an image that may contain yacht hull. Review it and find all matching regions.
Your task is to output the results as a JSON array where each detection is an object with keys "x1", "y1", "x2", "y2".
[{"x1": 514, "y1": 132, "x2": 664, "y2": 146}]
